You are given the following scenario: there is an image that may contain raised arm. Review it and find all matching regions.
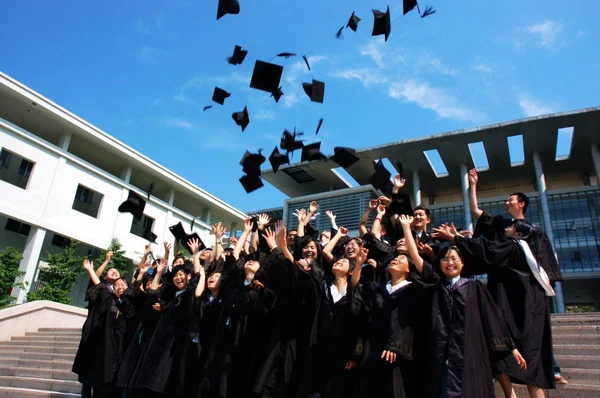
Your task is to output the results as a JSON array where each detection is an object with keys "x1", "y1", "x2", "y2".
[
  {"x1": 234, "y1": 218, "x2": 252, "y2": 260},
  {"x1": 295, "y1": 208, "x2": 307, "y2": 238},
  {"x1": 371, "y1": 205, "x2": 386, "y2": 239},
  {"x1": 351, "y1": 247, "x2": 369, "y2": 288},
  {"x1": 194, "y1": 266, "x2": 206, "y2": 298},
  {"x1": 326, "y1": 210, "x2": 339, "y2": 231},
  {"x1": 261, "y1": 227, "x2": 278, "y2": 252},
  {"x1": 399, "y1": 215, "x2": 423, "y2": 273},
  {"x1": 150, "y1": 259, "x2": 167, "y2": 291},
  {"x1": 469, "y1": 169, "x2": 483, "y2": 220},
  {"x1": 306, "y1": 201, "x2": 319, "y2": 225},
  {"x1": 253, "y1": 214, "x2": 271, "y2": 252},
  {"x1": 95, "y1": 250, "x2": 113, "y2": 278},
  {"x1": 163, "y1": 242, "x2": 172, "y2": 265},
  {"x1": 358, "y1": 200, "x2": 377, "y2": 237},
  {"x1": 211, "y1": 222, "x2": 227, "y2": 262},
  {"x1": 322, "y1": 227, "x2": 348, "y2": 263},
  {"x1": 187, "y1": 237, "x2": 204, "y2": 275},
  {"x1": 275, "y1": 223, "x2": 295, "y2": 264},
  {"x1": 392, "y1": 173, "x2": 405, "y2": 195},
  {"x1": 83, "y1": 259, "x2": 101, "y2": 286}
]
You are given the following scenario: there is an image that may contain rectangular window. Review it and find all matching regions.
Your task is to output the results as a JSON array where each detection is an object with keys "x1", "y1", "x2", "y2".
[
  {"x1": 0, "y1": 148, "x2": 35, "y2": 189},
  {"x1": 4, "y1": 218, "x2": 31, "y2": 237},
  {"x1": 51, "y1": 233, "x2": 72, "y2": 248},
  {"x1": 130, "y1": 215, "x2": 155, "y2": 238},
  {"x1": 72, "y1": 184, "x2": 103, "y2": 218}
]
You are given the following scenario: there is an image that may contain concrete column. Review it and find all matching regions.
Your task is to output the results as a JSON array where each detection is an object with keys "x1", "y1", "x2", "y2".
[
  {"x1": 460, "y1": 164, "x2": 473, "y2": 232},
  {"x1": 591, "y1": 144, "x2": 600, "y2": 186},
  {"x1": 168, "y1": 189, "x2": 176, "y2": 206},
  {"x1": 412, "y1": 170, "x2": 421, "y2": 206},
  {"x1": 58, "y1": 133, "x2": 72, "y2": 151},
  {"x1": 12, "y1": 226, "x2": 47, "y2": 304},
  {"x1": 533, "y1": 152, "x2": 566, "y2": 313}
]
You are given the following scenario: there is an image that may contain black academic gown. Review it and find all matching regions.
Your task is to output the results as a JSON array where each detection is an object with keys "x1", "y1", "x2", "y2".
[
  {"x1": 353, "y1": 265, "x2": 435, "y2": 398},
  {"x1": 72, "y1": 283, "x2": 132, "y2": 395},
  {"x1": 200, "y1": 258, "x2": 277, "y2": 398},
  {"x1": 454, "y1": 236, "x2": 555, "y2": 389},
  {"x1": 419, "y1": 278, "x2": 515, "y2": 398},
  {"x1": 128, "y1": 276, "x2": 198, "y2": 396},
  {"x1": 297, "y1": 279, "x2": 361, "y2": 398},
  {"x1": 473, "y1": 211, "x2": 563, "y2": 281}
]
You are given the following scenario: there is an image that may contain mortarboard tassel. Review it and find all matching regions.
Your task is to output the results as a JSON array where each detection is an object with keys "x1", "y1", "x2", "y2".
[
  {"x1": 314, "y1": 118, "x2": 324, "y2": 137},
  {"x1": 302, "y1": 55, "x2": 311, "y2": 71},
  {"x1": 203, "y1": 105, "x2": 213, "y2": 111},
  {"x1": 420, "y1": 5, "x2": 436, "y2": 17},
  {"x1": 276, "y1": 52, "x2": 296, "y2": 58},
  {"x1": 335, "y1": 26, "x2": 344, "y2": 40}
]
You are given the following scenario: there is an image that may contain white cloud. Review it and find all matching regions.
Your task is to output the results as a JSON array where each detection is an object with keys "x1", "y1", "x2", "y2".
[
  {"x1": 202, "y1": 130, "x2": 242, "y2": 151},
  {"x1": 388, "y1": 79, "x2": 479, "y2": 121},
  {"x1": 330, "y1": 68, "x2": 388, "y2": 88},
  {"x1": 416, "y1": 55, "x2": 458, "y2": 77},
  {"x1": 518, "y1": 95, "x2": 556, "y2": 117},
  {"x1": 360, "y1": 42, "x2": 388, "y2": 69},
  {"x1": 163, "y1": 117, "x2": 193, "y2": 129},
  {"x1": 515, "y1": 20, "x2": 564, "y2": 50},
  {"x1": 174, "y1": 72, "x2": 250, "y2": 105},
  {"x1": 283, "y1": 55, "x2": 325, "y2": 108},
  {"x1": 254, "y1": 109, "x2": 276, "y2": 121},
  {"x1": 136, "y1": 45, "x2": 163, "y2": 63},
  {"x1": 473, "y1": 63, "x2": 494, "y2": 74}
]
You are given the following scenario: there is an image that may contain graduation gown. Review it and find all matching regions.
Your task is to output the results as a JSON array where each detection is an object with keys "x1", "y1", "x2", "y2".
[
  {"x1": 298, "y1": 280, "x2": 361, "y2": 398},
  {"x1": 454, "y1": 237, "x2": 555, "y2": 389},
  {"x1": 473, "y1": 211, "x2": 563, "y2": 281},
  {"x1": 353, "y1": 265, "x2": 434, "y2": 398},
  {"x1": 198, "y1": 255, "x2": 276, "y2": 398},
  {"x1": 128, "y1": 276, "x2": 198, "y2": 395},
  {"x1": 419, "y1": 279, "x2": 515, "y2": 398},
  {"x1": 72, "y1": 283, "x2": 132, "y2": 388}
]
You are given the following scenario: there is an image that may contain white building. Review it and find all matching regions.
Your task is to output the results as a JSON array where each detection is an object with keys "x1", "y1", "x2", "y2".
[{"x1": 0, "y1": 72, "x2": 247, "y2": 306}]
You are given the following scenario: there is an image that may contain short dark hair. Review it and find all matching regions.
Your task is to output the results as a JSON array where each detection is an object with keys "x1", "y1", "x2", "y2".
[
  {"x1": 414, "y1": 206, "x2": 431, "y2": 218},
  {"x1": 508, "y1": 219, "x2": 534, "y2": 239},
  {"x1": 510, "y1": 192, "x2": 529, "y2": 215}
]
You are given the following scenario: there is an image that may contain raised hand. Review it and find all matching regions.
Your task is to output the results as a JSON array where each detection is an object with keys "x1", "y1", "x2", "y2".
[
  {"x1": 431, "y1": 224, "x2": 455, "y2": 241},
  {"x1": 261, "y1": 227, "x2": 277, "y2": 250},
  {"x1": 156, "y1": 258, "x2": 168, "y2": 274},
  {"x1": 296, "y1": 208, "x2": 307, "y2": 224},
  {"x1": 187, "y1": 238, "x2": 202, "y2": 256},
  {"x1": 163, "y1": 242, "x2": 172, "y2": 255},
  {"x1": 378, "y1": 196, "x2": 391, "y2": 206},
  {"x1": 309, "y1": 201, "x2": 319, "y2": 214},
  {"x1": 393, "y1": 174, "x2": 406, "y2": 189},
  {"x1": 144, "y1": 244, "x2": 151, "y2": 255},
  {"x1": 368, "y1": 199, "x2": 378, "y2": 210},
  {"x1": 325, "y1": 210, "x2": 336, "y2": 221},
  {"x1": 275, "y1": 224, "x2": 287, "y2": 248},
  {"x1": 468, "y1": 168, "x2": 478, "y2": 186},
  {"x1": 229, "y1": 236, "x2": 238, "y2": 246},
  {"x1": 243, "y1": 218, "x2": 253, "y2": 232},
  {"x1": 105, "y1": 251, "x2": 114, "y2": 262},
  {"x1": 337, "y1": 226, "x2": 348, "y2": 237},
  {"x1": 258, "y1": 213, "x2": 271, "y2": 230},
  {"x1": 138, "y1": 261, "x2": 150, "y2": 275},
  {"x1": 214, "y1": 222, "x2": 227, "y2": 239},
  {"x1": 399, "y1": 214, "x2": 413, "y2": 227},
  {"x1": 83, "y1": 259, "x2": 94, "y2": 271},
  {"x1": 377, "y1": 205, "x2": 386, "y2": 216},
  {"x1": 355, "y1": 247, "x2": 369, "y2": 266}
]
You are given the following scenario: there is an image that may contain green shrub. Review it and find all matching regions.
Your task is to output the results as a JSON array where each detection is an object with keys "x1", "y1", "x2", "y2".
[{"x1": 0, "y1": 247, "x2": 25, "y2": 308}]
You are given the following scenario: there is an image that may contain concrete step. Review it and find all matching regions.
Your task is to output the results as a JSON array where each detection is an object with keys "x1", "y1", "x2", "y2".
[
  {"x1": 25, "y1": 332, "x2": 81, "y2": 338},
  {"x1": 11, "y1": 336, "x2": 80, "y2": 343},
  {"x1": 554, "y1": 344, "x2": 600, "y2": 356},
  {"x1": 553, "y1": 334, "x2": 600, "y2": 344},
  {"x1": 0, "y1": 350, "x2": 74, "y2": 362},
  {"x1": 555, "y1": 355, "x2": 600, "y2": 370},
  {"x1": 0, "y1": 367, "x2": 77, "y2": 382},
  {"x1": 0, "y1": 358, "x2": 73, "y2": 372},
  {"x1": 552, "y1": 325, "x2": 600, "y2": 335},
  {"x1": 2, "y1": 340, "x2": 79, "y2": 348},
  {"x1": 0, "y1": 386, "x2": 80, "y2": 397},
  {"x1": 37, "y1": 328, "x2": 81, "y2": 333},
  {"x1": 552, "y1": 317, "x2": 600, "y2": 326},
  {"x1": 494, "y1": 382, "x2": 600, "y2": 398},
  {"x1": 0, "y1": 344, "x2": 77, "y2": 355},
  {"x1": 561, "y1": 368, "x2": 600, "y2": 386},
  {"x1": 0, "y1": 376, "x2": 80, "y2": 395}
]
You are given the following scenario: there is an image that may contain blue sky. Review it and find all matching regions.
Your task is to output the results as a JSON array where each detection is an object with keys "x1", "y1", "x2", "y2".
[{"x1": 1, "y1": 0, "x2": 598, "y2": 213}]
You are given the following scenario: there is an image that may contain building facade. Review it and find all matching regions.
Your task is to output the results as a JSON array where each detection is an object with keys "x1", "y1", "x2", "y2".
[
  {"x1": 0, "y1": 72, "x2": 247, "y2": 306},
  {"x1": 261, "y1": 107, "x2": 600, "y2": 311}
]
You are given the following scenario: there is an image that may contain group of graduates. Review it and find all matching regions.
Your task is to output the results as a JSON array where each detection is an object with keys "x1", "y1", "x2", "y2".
[{"x1": 72, "y1": 169, "x2": 565, "y2": 398}]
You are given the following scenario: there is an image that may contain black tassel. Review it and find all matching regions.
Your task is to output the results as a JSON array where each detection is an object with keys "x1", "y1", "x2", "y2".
[
  {"x1": 335, "y1": 26, "x2": 344, "y2": 39},
  {"x1": 203, "y1": 105, "x2": 213, "y2": 111},
  {"x1": 276, "y1": 52, "x2": 297, "y2": 58},
  {"x1": 314, "y1": 118, "x2": 324, "y2": 137},
  {"x1": 302, "y1": 55, "x2": 311, "y2": 71},
  {"x1": 420, "y1": 6, "x2": 436, "y2": 17}
]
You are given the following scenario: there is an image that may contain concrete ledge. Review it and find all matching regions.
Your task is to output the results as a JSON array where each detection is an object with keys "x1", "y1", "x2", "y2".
[{"x1": 0, "y1": 301, "x2": 86, "y2": 342}]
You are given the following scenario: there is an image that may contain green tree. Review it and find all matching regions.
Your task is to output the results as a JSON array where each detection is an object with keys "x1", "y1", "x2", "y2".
[
  {"x1": 0, "y1": 247, "x2": 26, "y2": 308},
  {"x1": 27, "y1": 241, "x2": 83, "y2": 305},
  {"x1": 95, "y1": 238, "x2": 130, "y2": 278}
]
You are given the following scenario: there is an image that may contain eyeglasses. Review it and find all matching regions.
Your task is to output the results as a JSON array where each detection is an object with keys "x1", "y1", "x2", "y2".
[{"x1": 440, "y1": 257, "x2": 461, "y2": 264}]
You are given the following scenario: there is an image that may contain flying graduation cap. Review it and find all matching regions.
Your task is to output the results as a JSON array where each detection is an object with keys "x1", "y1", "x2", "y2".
[
  {"x1": 232, "y1": 106, "x2": 250, "y2": 132},
  {"x1": 217, "y1": 0, "x2": 240, "y2": 20},
  {"x1": 280, "y1": 128, "x2": 305, "y2": 156},
  {"x1": 240, "y1": 150, "x2": 266, "y2": 175},
  {"x1": 227, "y1": 45, "x2": 248, "y2": 65},
  {"x1": 169, "y1": 222, "x2": 206, "y2": 254},
  {"x1": 142, "y1": 228, "x2": 157, "y2": 244},
  {"x1": 269, "y1": 146, "x2": 289, "y2": 173},
  {"x1": 404, "y1": 0, "x2": 436, "y2": 17},
  {"x1": 372, "y1": 6, "x2": 391, "y2": 42},
  {"x1": 239, "y1": 174, "x2": 264, "y2": 193},
  {"x1": 118, "y1": 183, "x2": 154, "y2": 221},
  {"x1": 212, "y1": 87, "x2": 231, "y2": 105},
  {"x1": 302, "y1": 80, "x2": 325, "y2": 103},
  {"x1": 335, "y1": 11, "x2": 361, "y2": 39},
  {"x1": 330, "y1": 147, "x2": 360, "y2": 169},
  {"x1": 250, "y1": 60, "x2": 284, "y2": 94},
  {"x1": 271, "y1": 87, "x2": 284, "y2": 103},
  {"x1": 301, "y1": 142, "x2": 327, "y2": 163},
  {"x1": 368, "y1": 159, "x2": 392, "y2": 191}
]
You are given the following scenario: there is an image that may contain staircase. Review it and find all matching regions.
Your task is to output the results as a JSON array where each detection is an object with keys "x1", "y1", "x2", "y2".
[{"x1": 0, "y1": 315, "x2": 599, "y2": 397}]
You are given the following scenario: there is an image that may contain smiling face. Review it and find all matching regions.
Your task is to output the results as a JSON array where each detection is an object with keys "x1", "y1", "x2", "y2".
[
  {"x1": 505, "y1": 195, "x2": 525, "y2": 218},
  {"x1": 413, "y1": 208, "x2": 430, "y2": 231},
  {"x1": 207, "y1": 272, "x2": 222, "y2": 291},
  {"x1": 172, "y1": 269, "x2": 190, "y2": 290},
  {"x1": 344, "y1": 239, "x2": 361, "y2": 259},
  {"x1": 388, "y1": 254, "x2": 410, "y2": 275},
  {"x1": 440, "y1": 248, "x2": 464, "y2": 279},
  {"x1": 200, "y1": 249, "x2": 212, "y2": 261},
  {"x1": 114, "y1": 279, "x2": 127, "y2": 296},
  {"x1": 302, "y1": 240, "x2": 318, "y2": 260},
  {"x1": 244, "y1": 260, "x2": 260, "y2": 275},
  {"x1": 332, "y1": 258, "x2": 351, "y2": 277},
  {"x1": 396, "y1": 238, "x2": 408, "y2": 254},
  {"x1": 105, "y1": 268, "x2": 120, "y2": 283}
]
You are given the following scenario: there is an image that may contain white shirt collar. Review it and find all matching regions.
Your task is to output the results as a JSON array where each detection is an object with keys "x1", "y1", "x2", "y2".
[
  {"x1": 386, "y1": 280, "x2": 412, "y2": 294},
  {"x1": 244, "y1": 279, "x2": 252, "y2": 286},
  {"x1": 446, "y1": 275, "x2": 461, "y2": 288},
  {"x1": 175, "y1": 289, "x2": 186, "y2": 297},
  {"x1": 329, "y1": 283, "x2": 347, "y2": 304}
]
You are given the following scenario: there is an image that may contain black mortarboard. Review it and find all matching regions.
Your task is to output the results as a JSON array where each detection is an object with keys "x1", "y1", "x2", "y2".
[
  {"x1": 396, "y1": 162, "x2": 404, "y2": 175},
  {"x1": 372, "y1": 6, "x2": 391, "y2": 42},
  {"x1": 232, "y1": 106, "x2": 250, "y2": 132},
  {"x1": 142, "y1": 228, "x2": 157, "y2": 244},
  {"x1": 280, "y1": 129, "x2": 304, "y2": 153},
  {"x1": 271, "y1": 87, "x2": 284, "y2": 103},
  {"x1": 330, "y1": 147, "x2": 360, "y2": 169},
  {"x1": 301, "y1": 142, "x2": 327, "y2": 162},
  {"x1": 387, "y1": 192, "x2": 414, "y2": 217},
  {"x1": 302, "y1": 80, "x2": 325, "y2": 103},
  {"x1": 212, "y1": 87, "x2": 231, "y2": 105},
  {"x1": 227, "y1": 45, "x2": 247, "y2": 65},
  {"x1": 347, "y1": 11, "x2": 361, "y2": 31},
  {"x1": 239, "y1": 174, "x2": 264, "y2": 193},
  {"x1": 403, "y1": 0, "x2": 417, "y2": 14},
  {"x1": 250, "y1": 61, "x2": 284, "y2": 94},
  {"x1": 118, "y1": 190, "x2": 146, "y2": 221},
  {"x1": 217, "y1": 0, "x2": 240, "y2": 20},
  {"x1": 240, "y1": 150, "x2": 265, "y2": 174},
  {"x1": 269, "y1": 146, "x2": 289, "y2": 173},
  {"x1": 169, "y1": 222, "x2": 187, "y2": 242},
  {"x1": 368, "y1": 160, "x2": 392, "y2": 190},
  {"x1": 183, "y1": 232, "x2": 206, "y2": 255}
]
